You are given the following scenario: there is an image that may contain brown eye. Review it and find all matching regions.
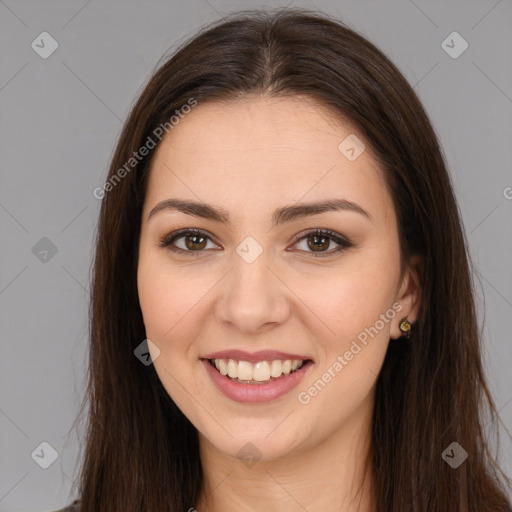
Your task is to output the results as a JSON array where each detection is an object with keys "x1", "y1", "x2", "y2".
[
  {"x1": 159, "y1": 228, "x2": 219, "y2": 256},
  {"x1": 290, "y1": 229, "x2": 353, "y2": 257},
  {"x1": 307, "y1": 234, "x2": 331, "y2": 252},
  {"x1": 184, "y1": 233, "x2": 207, "y2": 250}
]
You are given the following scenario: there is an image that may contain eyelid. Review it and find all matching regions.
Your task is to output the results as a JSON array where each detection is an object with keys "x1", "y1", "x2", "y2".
[{"x1": 289, "y1": 228, "x2": 350, "y2": 246}]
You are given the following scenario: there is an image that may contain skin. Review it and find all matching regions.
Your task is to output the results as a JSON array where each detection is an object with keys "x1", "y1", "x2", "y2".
[{"x1": 137, "y1": 95, "x2": 421, "y2": 512}]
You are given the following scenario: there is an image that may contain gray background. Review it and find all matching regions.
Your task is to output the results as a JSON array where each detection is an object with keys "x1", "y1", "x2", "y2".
[{"x1": 1, "y1": 0, "x2": 511, "y2": 510}]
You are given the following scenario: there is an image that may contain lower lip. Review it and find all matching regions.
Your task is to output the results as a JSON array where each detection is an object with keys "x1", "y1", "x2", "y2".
[{"x1": 201, "y1": 359, "x2": 313, "y2": 404}]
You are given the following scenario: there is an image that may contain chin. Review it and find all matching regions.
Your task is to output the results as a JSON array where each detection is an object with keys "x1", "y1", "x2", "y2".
[{"x1": 198, "y1": 415, "x2": 310, "y2": 464}]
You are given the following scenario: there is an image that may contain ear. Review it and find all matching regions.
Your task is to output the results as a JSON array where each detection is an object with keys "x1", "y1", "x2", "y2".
[{"x1": 390, "y1": 254, "x2": 422, "y2": 339}]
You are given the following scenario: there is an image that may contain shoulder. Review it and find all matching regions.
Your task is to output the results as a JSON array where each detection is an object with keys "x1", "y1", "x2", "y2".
[{"x1": 49, "y1": 500, "x2": 80, "y2": 512}]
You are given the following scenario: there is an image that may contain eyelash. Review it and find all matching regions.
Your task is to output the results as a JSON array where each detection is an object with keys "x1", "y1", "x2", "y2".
[{"x1": 158, "y1": 228, "x2": 353, "y2": 258}]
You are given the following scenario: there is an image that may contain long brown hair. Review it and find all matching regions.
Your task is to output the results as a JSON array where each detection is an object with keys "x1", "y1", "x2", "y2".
[{"x1": 69, "y1": 8, "x2": 511, "y2": 511}]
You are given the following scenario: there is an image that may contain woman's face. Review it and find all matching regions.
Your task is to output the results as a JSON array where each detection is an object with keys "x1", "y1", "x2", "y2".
[{"x1": 137, "y1": 95, "x2": 420, "y2": 461}]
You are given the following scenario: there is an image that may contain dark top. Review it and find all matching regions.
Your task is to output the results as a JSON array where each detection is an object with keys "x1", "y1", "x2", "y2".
[{"x1": 52, "y1": 500, "x2": 80, "y2": 512}]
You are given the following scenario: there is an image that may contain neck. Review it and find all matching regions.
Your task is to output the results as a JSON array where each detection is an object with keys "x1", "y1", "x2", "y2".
[{"x1": 195, "y1": 395, "x2": 375, "y2": 512}]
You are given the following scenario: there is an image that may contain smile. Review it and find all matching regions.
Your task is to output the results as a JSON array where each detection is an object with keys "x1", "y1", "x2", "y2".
[
  {"x1": 201, "y1": 357, "x2": 314, "y2": 403},
  {"x1": 209, "y1": 358, "x2": 306, "y2": 384}
]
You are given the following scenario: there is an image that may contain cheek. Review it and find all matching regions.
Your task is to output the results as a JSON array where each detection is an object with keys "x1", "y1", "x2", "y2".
[
  {"x1": 295, "y1": 270, "x2": 394, "y2": 431},
  {"x1": 298, "y1": 264, "x2": 397, "y2": 347},
  {"x1": 136, "y1": 260, "x2": 205, "y2": 400},
  {"x1": 137, "y1": 254, "x2": 223, "y2": 364},
  {"x1": 298, "y1": 249, "x2": 399, "y2": 404},
  {"x1": 137, "y1": 255, "x2": 198, "y2": 343}
]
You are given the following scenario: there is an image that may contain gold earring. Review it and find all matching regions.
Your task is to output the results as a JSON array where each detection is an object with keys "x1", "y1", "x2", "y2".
[{"x1": 399, "y1": 318, "x2": 412, "y2": 339}]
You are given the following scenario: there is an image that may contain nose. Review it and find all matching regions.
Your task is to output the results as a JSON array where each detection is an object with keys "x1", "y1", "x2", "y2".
[{"x1": 216, "y1": 246, "x2": 290, "y2": 334}]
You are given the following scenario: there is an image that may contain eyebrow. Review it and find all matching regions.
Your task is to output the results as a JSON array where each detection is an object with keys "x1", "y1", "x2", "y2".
[{"x1": 148, "y1": 198, "x2": 373, "y2": 227}]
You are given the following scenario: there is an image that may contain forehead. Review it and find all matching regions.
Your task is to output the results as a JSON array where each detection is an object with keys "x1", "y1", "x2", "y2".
[{"x1": 144, "y1": 95, "x2": 394, "y2": 227}]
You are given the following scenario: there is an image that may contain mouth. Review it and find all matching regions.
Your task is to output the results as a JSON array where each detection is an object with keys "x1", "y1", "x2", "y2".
[
  {"x1": 200, "y1": 349, "x2": 314, "y2": 403},
  {"x1": 200, "y1": 356, "x2": 314, "y2": 403},
  {"x1": 205, "y1": 357, "x2": 312, "y2": 385}
]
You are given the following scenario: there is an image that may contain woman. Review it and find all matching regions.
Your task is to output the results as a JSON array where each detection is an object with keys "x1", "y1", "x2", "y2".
[{"x1": 59, "y1": 8, "x2": 511, "y2": 511}]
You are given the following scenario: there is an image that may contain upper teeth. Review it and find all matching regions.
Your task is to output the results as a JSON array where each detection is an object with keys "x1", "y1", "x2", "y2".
[{"x1": 212, "y1": 358, "x2": 305, "y2": 381}]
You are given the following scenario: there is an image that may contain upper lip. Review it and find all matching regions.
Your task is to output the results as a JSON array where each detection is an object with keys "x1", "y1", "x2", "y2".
[{"x1": 201, "y1": 350, "x2": 313, "y2": 364}]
